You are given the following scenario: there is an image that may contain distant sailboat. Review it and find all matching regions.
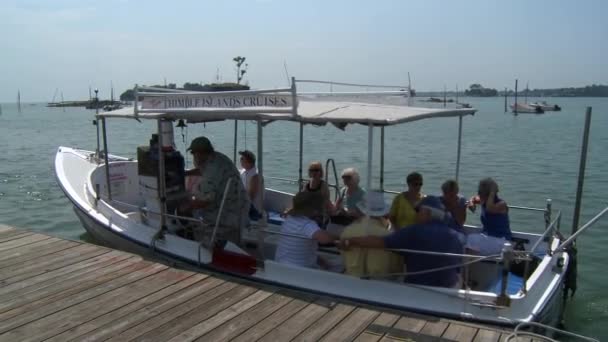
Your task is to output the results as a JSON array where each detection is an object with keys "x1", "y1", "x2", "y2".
[{"x1": 17, "y1": 90, "x2": 22, "y2": 113}]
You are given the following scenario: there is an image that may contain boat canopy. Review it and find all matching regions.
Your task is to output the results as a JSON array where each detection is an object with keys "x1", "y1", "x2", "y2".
[{"x1": 98, "y1": 82, "x2": 476, "y2": 127}]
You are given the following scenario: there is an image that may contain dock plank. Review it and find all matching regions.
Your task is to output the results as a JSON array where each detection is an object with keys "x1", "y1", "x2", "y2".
[
  {"x1": 231, "y1": 295, "x2": 314, "y2": 342},
  {"x1": 354, "y1": 312, "x2": 401, "y2": 342},
  {"x1": 257, "y1": 299, "x2": 332, "y2": 342},
  {"x1": 0, "y1": 230, "x2": 34, "y2": 243},
  {"x1": 293, "y1": 302, "x2": 357, "y2": 342},
  {"x1": 1, "y1": 268, "x2": 194, "y2": 342},
  {"x1": 166, "y1": 289, "x2": 275, "y2": 342},
  {"x1": 45, "y1": 273, "x2": 207, "y2": 342},
  {"x1": 0, "y1": 255, "x2": 139, "y2": 313},
  {"x1": 198, "y1": 292, "x2": 293, "y2": 341},
  {"x1": 0, "y1": 244, "x2": 107, "y2": 282},
  {"x1": 473, "y1": 328, "x2": 501, "y2": 342},
  {"x1": 0, "y1": 239, "x2": 78, "y2": 269},
  {"x1": 0, "y1": 227, "x2": 517, "y2": 342},
  {"x1": 443, "y1": 323, "x2": 479, "y2": 342},
  {"x1": 0, "y1": 261, "x2": 166, "y2": 333},
  {"x1": 0, "y1": 249, "x2": 133, "y2": 298},
  {"x1": 104, "y1": 278, "x2": 235, "y2": 342},
  {"x1": 0, "y1": 237, "x2": 70, "y2": 261},
  {"x1": 0, "y1": 234, "x2": 52, "y2": 252},
  {"x1": 131, "y1": 284, "x2": 258, "y2": 342},
  {"x1": 319, "y1": 307, "x2": 380, "y2": 342}
]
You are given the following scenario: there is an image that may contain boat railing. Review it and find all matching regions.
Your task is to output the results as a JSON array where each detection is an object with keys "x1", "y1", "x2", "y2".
[{"x1": 109, "y1": 198, "x2": 206, "y2": 227}]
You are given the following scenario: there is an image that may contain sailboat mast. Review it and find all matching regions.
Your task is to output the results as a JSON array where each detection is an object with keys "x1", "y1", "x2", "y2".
[
  {"x1": 514, "y1": 79, "x2": 518, "y2": 114},
  {"x1": 525, "y1": 82, "x2": 529, "y2": 103},
  {"x1": 61, "y1": 92, "x2": 65, "y2": 112},
  {"x1": 17, "y1": 90, "x2": 21, "y2": 113}
]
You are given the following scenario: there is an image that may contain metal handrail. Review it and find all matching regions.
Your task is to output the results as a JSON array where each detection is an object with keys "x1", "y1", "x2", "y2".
[
  {"x1": 325, "y1": 158, "x2": 340, "y2": 202},
  {"x1": 529, "y1": 210, "x2": 562, "y2": 255},
  {"x1": 556, "y1": 205, "x2": 608, "y2": 252},
  {"x1": 265, "y1": 176, "x2": 299, "y2": 184},
  {"x1": 110, "y1": 198, "x2": 205, "y2": 226}
]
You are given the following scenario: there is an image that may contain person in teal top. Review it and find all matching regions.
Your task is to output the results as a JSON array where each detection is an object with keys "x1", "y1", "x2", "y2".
[{"x1": 332, "y1": 168, "x2": 366, "y2": 225}]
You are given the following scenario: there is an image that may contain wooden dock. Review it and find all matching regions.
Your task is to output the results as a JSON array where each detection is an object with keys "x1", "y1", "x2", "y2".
[{"x1": 0, "y1": 224, "x2": 530, "y2": 342}]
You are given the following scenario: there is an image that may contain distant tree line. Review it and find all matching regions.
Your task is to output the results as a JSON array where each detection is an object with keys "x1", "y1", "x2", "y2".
[
  {"x1": 505, "y1": 84, "x2": 608, "y2": 97},
  {"x1": 464, "y1": 84, "x2": 498, "y2": 97},
  {"x1": 119, "y1": 82, "x2": 250, "y2": 101}
]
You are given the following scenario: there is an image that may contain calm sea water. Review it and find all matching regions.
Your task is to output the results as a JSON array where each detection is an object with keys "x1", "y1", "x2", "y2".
[{"x1": 0, "y1": 97, "x2": 606, "y2": 339}]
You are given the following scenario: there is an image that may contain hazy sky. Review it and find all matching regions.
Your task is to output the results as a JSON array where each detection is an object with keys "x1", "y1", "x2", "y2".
[{"x1": 1, "y1": 0, "x2": 606, "y2": 102}]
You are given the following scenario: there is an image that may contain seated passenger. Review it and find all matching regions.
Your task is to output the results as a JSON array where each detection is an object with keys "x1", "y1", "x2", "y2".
[
  {"x1": 332, "y1": 168, "x2": 366, "y2": 225},
  {"x1": 341, "y1": 191, "x2": 403, "y2": 278},
  {"x1": 301, "y1": 161, "x2": 333, "y2": 226},
  {"x1": 466, "y1": 178, "x2": 512, "y2": 256},
  {"x1": 389, "y1": 172, "x2": 425, "y2": 230},
  {"x1": 439, "y1": 179, "x2": 467, "y2": 233},
  {"x1": 275, "y1": 191, "x2": 336, "y2": 269},
  {"x1": 339, "y1": 195, "x2": 464, "y2": 288},
  {"x1": 239, "y1": 150, "x2": 264, "y2": 221},
  {"x1": 181, "y1": 136, "x2": 249, "y2": 244}
]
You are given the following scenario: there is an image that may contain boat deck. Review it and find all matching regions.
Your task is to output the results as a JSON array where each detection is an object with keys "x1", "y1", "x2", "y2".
[{"x1": 0, "y1": 224, "x2": 539, "y2": 341}]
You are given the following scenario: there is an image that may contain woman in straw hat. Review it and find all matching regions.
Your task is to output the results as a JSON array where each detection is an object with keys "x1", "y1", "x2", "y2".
[{"x1": 275, "y1": 191, "x2": 337, "y2": 269}]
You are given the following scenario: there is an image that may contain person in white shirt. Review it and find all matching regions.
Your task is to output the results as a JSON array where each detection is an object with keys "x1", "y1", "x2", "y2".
[
  {"x1": 239, "y1": 150, "x2": 264, "y2": 220},
  {"x1": 275, "y1": 191, "x2": 336, "y2": 269}
]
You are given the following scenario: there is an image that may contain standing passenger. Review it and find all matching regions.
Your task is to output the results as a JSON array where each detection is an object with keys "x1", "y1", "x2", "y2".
[
  {"x1": 239, "y1": 150, "x2": 264, "y2": 220},
  {"x1": 182, "y1": 136, "x2": 249, "y2": 244}
]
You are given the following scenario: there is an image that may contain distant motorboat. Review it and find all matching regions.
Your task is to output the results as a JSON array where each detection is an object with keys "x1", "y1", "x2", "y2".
[
  {"x1": 529, "y1": 101, "x2": 561, "y2": 111},
  {"x1": 511, "y1": 103, "x2": 544, "y2": 114}
]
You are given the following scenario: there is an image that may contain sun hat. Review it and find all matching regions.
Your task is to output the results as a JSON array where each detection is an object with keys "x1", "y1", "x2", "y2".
[
  {"x1": 187, "y1": 136, "x2": 214, "y2": 152},
  {"x1": 287, "y1": 191, "x2": 323, "y2": 218},
  {"x1": 238, "y1": 150, "x2": 256, "y2": 163},
  {"x1": 357, "y1": 190, "x2": 389, "y2": 217}
]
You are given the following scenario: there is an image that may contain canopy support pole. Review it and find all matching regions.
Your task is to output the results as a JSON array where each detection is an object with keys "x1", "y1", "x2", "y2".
[
  {"x1": 101, "y1": 117, "x2": 112, "y2": 201},
  {"x1": 380, "y1": 126, "x2": 385, "y2": 191},
  {"x1": 156, "y1": 119, "x2": 168, "y2": 236},
  {"x1": 233, "y1": 121, "x2": 238, "y2": 163},
  {"x1": 455, "y1": 115, "x2": 463, "y2": 182},
  {"x1": 572, "y1": 107, "x2": 592, "y2": 235},
  {"x1": 257, "y1": 121, "x2": 264, "y2": 182},
  {"x1": 298, "y1": 123, "x2": 304, "y2": 190},
  {"x1": 367, "y1": 124, "x2": 373, "y2": 192}
]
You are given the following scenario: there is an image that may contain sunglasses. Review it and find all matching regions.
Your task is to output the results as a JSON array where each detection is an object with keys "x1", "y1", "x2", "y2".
[
  {"x1": 409, "y1": 182, "x2": 423, "y2": 187},
  {"x1": 342, "y1": 175, "x2": 352, "y2": 180},
  {"x1": 309, "y1": 169, "x2": 321, "y2": 172}
]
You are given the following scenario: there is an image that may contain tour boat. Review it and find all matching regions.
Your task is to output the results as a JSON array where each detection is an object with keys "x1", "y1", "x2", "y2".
[{"x1": 55, "y1": 79, "x2": 574, "y2": 327}]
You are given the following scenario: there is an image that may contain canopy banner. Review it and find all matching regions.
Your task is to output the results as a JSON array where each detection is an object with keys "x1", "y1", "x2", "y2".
[{"x1": 141, "y1": 93, "x2": 293, "y2": 110}]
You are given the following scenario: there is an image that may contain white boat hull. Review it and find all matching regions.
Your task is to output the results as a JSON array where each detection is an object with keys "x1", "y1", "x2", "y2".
[{"x1": 55, "y1": 146, "x2": 569, "y2": 327}]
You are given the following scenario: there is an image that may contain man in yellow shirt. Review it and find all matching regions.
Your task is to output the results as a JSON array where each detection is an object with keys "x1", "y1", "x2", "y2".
[{"x1": 341, "y1": 191, "x2": 403, "y2": 278}]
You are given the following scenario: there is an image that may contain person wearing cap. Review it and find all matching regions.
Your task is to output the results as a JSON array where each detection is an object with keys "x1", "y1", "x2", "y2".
[
  {"x1": 340, "y1": 191, "x2": 403, "y2": 278},
  {"x1": 239, "y1": 150, "x2": 264, "y2": 220},
  {"x1": 275, "y1": 191, "x2": 337, "y2": 269},
  {"x1": 183, "y1": 136, "x2": 249, "y2": 244},
  {"x1": 339, "y1": 195, "x2": 464, "y2": 288}
]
